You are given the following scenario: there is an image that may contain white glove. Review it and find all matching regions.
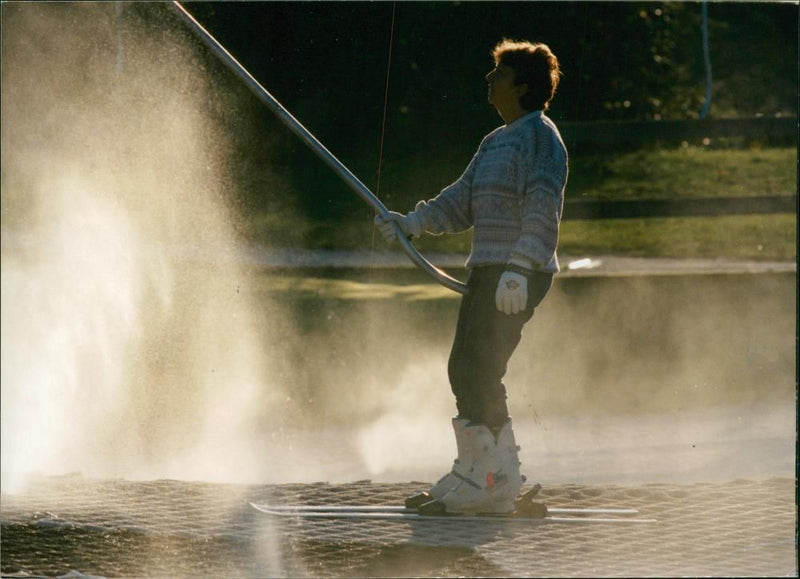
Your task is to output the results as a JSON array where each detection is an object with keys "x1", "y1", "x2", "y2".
[
  {"x1": 495, "y1": 271, "x2": 528, "y2": 315},
  {"x1": 374, "y1": 211, "x2": 422, "y2": 244}
]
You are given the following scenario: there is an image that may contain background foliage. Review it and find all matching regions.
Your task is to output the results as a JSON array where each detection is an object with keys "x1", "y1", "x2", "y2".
[{"x1": 143, "y1": 2, "x2": 797, "y2": 246}]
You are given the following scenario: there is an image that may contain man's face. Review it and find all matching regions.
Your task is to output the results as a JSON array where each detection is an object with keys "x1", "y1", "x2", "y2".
[{"x1": 486, "y1": 63, "x2": 527, "y2": 111}]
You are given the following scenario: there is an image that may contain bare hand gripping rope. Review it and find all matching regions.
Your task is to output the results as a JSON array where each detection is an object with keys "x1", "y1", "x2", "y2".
[{"x1": 172, "y1": 2, "x2": 468, "y2": 295}]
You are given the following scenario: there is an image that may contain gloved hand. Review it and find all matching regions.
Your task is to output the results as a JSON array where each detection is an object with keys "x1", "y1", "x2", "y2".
[
  {"x1": 495, "y1": 271, "x2": 528, "y2": 315},
  {"x1": 374, "y1": 211, "x2": 422, "y2": 244}
]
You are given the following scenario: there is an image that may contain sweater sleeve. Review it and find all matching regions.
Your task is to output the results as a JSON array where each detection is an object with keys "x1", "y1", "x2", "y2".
[
  {"x1": 411, "y1": 138, "x2": 489, "y2": 235},
  {"x1": 508, "y1": 124, "x2": 568, "y2": 271}
]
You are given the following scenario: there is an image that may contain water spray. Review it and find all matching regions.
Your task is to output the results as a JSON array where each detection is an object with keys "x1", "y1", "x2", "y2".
[{"x1": 0, "y1": 3, "x2": 283, "y2": 490}]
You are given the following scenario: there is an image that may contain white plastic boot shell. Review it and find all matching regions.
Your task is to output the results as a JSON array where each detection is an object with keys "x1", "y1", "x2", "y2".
[
  {"x1": 427, "y1": 417, "x2": 473, "y2": 499},
  {"x1": 438, "y1": 420, "x2": 523, "y2": 514}
]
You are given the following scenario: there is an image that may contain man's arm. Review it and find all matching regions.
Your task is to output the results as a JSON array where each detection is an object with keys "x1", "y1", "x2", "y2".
[
  {"x1": 374, "y1": 152, "x2": 477, "y2": 243},
  {"x1": 412, "y1": 147, "x2": 481, "y2": 236},
  {"x1": 495, "y1": 125, "x2": 567, "y2": 315},
  {"x1": 508, "y1": 129, "x2": 567, "y2": 271}
]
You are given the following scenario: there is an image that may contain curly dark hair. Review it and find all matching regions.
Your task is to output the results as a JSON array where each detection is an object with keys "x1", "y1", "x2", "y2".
[{"x1": 492, "y1": 39, "x2": 561, "y2": 112}]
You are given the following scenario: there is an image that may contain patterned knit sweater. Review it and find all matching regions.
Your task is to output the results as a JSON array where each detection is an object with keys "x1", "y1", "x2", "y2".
[{"x1": 414, "y1": 110, "x2": 568, "y2": 273}]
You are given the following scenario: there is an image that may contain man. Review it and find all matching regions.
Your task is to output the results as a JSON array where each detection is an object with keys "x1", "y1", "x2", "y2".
[{"x1": 375, "y1": 39, "x2": 567, "y2": 515}]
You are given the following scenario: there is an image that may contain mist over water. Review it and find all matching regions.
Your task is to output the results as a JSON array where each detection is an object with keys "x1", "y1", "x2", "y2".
[{"x1": 1, "y1": 3, "x2": 286, "y2": 491}]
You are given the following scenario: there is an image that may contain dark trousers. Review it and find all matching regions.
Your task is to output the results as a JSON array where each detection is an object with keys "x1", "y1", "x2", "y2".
[{"x1": 447, "y1": 265, "x2": 553, "y2": 428}]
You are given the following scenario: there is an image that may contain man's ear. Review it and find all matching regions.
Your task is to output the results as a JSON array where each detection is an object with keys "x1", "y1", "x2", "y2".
[{"x1": 514, "y1": 83, "x2": 529, "y2": 97}]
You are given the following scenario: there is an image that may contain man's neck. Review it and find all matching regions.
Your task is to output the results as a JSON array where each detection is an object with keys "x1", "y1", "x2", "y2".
[{"x1": 499, "y1": 105, "x2": 532, "y2": 125}]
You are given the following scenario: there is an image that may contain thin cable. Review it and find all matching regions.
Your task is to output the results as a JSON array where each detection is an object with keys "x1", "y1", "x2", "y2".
[
  {"x1": 375, "y1": 1, "x2": 396, "y2": 200},
  {"x1": 370, "y1": 1, "x2": 397, "y2": 263},
  {"x1": 699, "y1": 0, "x2": 712, "y2": 119}
]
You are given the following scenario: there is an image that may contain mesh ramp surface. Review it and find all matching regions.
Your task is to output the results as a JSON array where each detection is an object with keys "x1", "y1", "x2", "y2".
[{"x1": 1, "y1": 475, "x2": 796, "y2": 577}]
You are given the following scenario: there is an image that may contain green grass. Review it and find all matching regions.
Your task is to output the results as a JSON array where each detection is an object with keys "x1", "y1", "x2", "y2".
[
  {"x1": 568, "y1": 146, "x2": 796, "y2": 200},
  {"x1": 244, "y1": 146, "x2": 797, "y2": 260},
  {"x1": 559, "y1": 214, "x2": 796, "y2": 260}
]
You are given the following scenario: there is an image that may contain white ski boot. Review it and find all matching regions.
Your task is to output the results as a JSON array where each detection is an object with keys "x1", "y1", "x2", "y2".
[
  {"x1": 405, "y1": 417, "x2": 472, "y2": 508},
  {"x1": 421, "y1": 419, "x2": 524, "y2": 515}
]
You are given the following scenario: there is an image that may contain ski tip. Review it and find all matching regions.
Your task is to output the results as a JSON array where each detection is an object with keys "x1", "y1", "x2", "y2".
[{"x1": 250, "y1": 502, "x2": 277, "y2": 515}]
